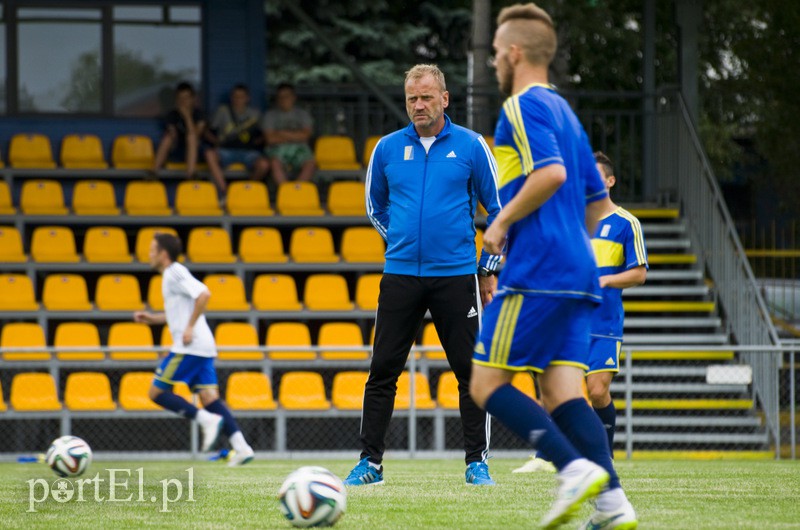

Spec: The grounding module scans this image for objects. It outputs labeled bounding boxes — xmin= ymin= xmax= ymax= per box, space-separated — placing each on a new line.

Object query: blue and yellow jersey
xmin=590 ymin=207 xmax=648 ymax=339
xmin=493 ymin=84 xmax=607 ymax=301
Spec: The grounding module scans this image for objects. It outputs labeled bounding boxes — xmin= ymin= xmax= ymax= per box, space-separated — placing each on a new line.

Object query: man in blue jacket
xmin=344 ymin=64 xmax=502 ymax=487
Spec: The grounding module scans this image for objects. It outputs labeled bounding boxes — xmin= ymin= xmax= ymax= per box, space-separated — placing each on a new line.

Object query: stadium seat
xmin=160 ymin=326 xmax=172 ymax=348
xmin=135 ymin=226 xmax=179 ymax=262
xmin=203 ymin=274 xmax=250 ymax=311
xmin=54 ymin=322 xmax=103 ymax=361
xmin=215 ymin=322 xmax=262 ymax=360
xmin=147 ymin=275 xmax=164 ymax=310
xmin=289 ymin=227 xmax=338 ymax=263
xmin=72 ymin=180 xmax=120 ymax=215
xmin=95 ymin=274 xmax=145 ymax=310
xmin=226 ymin=372 xmax=277 ymax=410
xmin=21 ymin=180 xmax=68 ymax=215
xmin=355 ymin=274 xmax=382 ymax=311
xmin=421 ymin=323 xmax=446 ymax=360
xmin=118 ymin=372 xmax=160 ymax=411
xmin=511 ymin=372 xmax=536 ymax=400
xmin=327 ymin=181 xmax=367 ymax=216
xmin=362 ymin=135 xmax=382 ymax=167
xmin=332 ymin=371 xmax=368 ymax=410
xmin=304 ymin=274 xmax=354 ymax=311
xmin=278 ymin=371 xmax=330 ymax=410
xmin=10 ymin=373 xmax=60 ymax=411
xmin=252 ymin=274 xmax=302 ymax=311
xmin=108 ymin=322 xmax=158 ymax=361
xmin=265 ymin=322 xmax=314 ymax=360
xmin=0 ymin=226 xmax=27 ymax=262
xmin=175 ymin=180 xmax=223 ymax=216
xmin=31 ymin=226 xmax=80 ymax=262
xmin=60 ymin=134 xmax=108 ymax=169
xmin=187 ymin=227 xmax=236 ymax=263
xmin=341 ymin=227 xmax=385 ymax=262
xmin=0 ymin=181 xmax=16 ymax=215
xmin=112 ymin=134 xmax=155 ymax=169
xmin=318 ymin=322 xmax=368 ymax=360
xmin=65 ymin=372 xmax=116 ymax=411
xmin=276 ymin=182 xmax=324 ymax=216
xmin=9 ymin=133 xmax=56 ymax=168
xmin=0 ymin=274 xmax=39 ymax=311
xmin=1 ymin=322 xmax=49 ymax=361
xmin=474 ymin=229 xmax=484 ymax=262
xmin=238 ymin=227 xmax=287 ymax=263
xmin=226 ymin=181 xmax=274 ymax=216
xmin=483 ymin=135 xmax=494 ymax=151
xmin=394 ymin=372 xmax=436 ymax=409
xmin=436 ymin=371 xmax=460 ymax=409
xmin=0 ymin=382 xmax=6 ymax=412
xmin=315 ymin=135 xmax=362 ymax=171
xmin=42 ymin=274 xmax=92 ymax=311
xmin=84 ymin=227 xmax=132 ymax=262
xmin=124 ymin=181 xmax=171 ymax=216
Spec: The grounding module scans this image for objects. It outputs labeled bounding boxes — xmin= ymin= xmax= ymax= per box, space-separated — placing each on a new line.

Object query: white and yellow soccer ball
xmin=45 ymin=435 xmax=92 ymax=477
xmin=278 ymin=466 xmax=346 ymax=527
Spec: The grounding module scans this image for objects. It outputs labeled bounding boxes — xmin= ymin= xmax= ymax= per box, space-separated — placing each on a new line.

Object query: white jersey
xmin=162 ymin=262 xmax=216 ymax=357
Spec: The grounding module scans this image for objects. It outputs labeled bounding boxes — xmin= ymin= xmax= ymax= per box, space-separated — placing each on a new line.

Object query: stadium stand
xmin=327 ymin=181 xmax=367 ymax=216
xmin=175 ymin=180 xmax=223 ymax=216
xmin=394 ymin=372 xmax=436 ymax=410
xmin=215 ymin=322 xmax=262 ymax=361
xmin=252 ymin=274 xmax=302 ymax=311
xmin=124 ymin=181 xmax=172 ymax=216
xmin=107 ymin=322 xmax=158 ymax=361
xmin=31 ymin=226 xmax=80 ymax=262
xmin=187 ymin=227 xmax=236 ymax=263
xmin=238 ymin=227 xmax=287 ymax=263
xmin=9 ymin=133 xmax=56 ymax=168
xmin=278 ymin=372 xmax=330 ymax=410
xmin=276 ymin=181 xmax=324 ymax=216
xmin=42 ymin=274 xmax=92 ymax=311
xmin=112 ymin=135 xmax=154 ymax=169
xmin=64 ymin=372 xmax=116 ymax=411
xmin=226 ymin=372 xmax=277 ymax=410
xmin=227 ymin=181 xmax=274 ymax=216
xmin=304 ymin=274 xmax=354 ymax=311
xmin=21 ymin=180 xmax=68 ymax=215
xmin=54 ymin=322 xmax=103 ymax=361
xmin=95 ymin=274 xmax=145 ymax=310
xmin=1 ymin=322 xmax=48 ymax=361
xmin=341 ymin=227 xmax=384 ymax=262
xmin=60 ymin=134 xmax=109 ymax=169
xmin=10 ymin=373 xmax=61 ymax=411
xmin=331 ymin=371 xmax=368 ymax=410
xmin=362 ymin=135 xmax=381 ymax=167
xmin=266 ymin=322 xmax=314 ymax=361
xmin=203 ymin=274 xmax=250 ymax=311
xmin=0 ymin=226 xmax=26 ymax=262
xmin=289 ymin=227 xmax=338 ymax=263
xmin=0 ymin=181 xmax=15 ymax=215
xmin=84 ymin=227 xmax=133 ymax=262
xmin=73 ymin=180 xmax=121 ymax=215
xmin=317 ymin=322 xmax=368 ymax=360
xmin=0 ymin=274 xmax=38 ymax=311
xmin=314 ymin=135 xmax=362 ymax=171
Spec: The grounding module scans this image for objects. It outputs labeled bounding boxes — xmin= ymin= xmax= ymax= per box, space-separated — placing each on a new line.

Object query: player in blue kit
xmin=468 ymin=4 xmax=637 ymax=528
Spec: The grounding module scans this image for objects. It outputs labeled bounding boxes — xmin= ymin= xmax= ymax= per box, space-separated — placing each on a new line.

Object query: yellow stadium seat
xmin=1 ymin=322 xmax=49 ymax=361
xmin=327 ymin=181 xmax=367 ymax=216
xmin=276 ymin=182 xmax=324 ymax=216
xmin=42 ymin=274 xmax=92 ymax=310
xmin=108 ymin=322 xmax=158 ymax=361
xmin=341 ymin=227 xmax=385 ymax=262
xmin=215 ymin=322 xmax=262 ymax=361
xmin=475 ymin=229 xmax=483 ymax=262
xmin=119 ymin=372 xmax=160 ymax=411
xmin=512 ymin=372 xmax=537 ymax=400
xmin=72 ymin=180 xmax=119 ymax=215
xmin=95 ymin=274 xmax=144 ymax=310
xmin=31 ymin=226 xmax=79 ymax=262
xmin=252 ymin=274 xmax=302 ymax=311
xmin=421 ymin=323 xmax=446 ymax=360
xmin=476 ymin=203 xmax=488 ymax=217
xmin=332 ymin=371 xmax=368 ymax=410
xmin=355 ymin=274 xmax=382 ymax=311
xmin=289 ymin=227 xmax=338 ymax=263
xmin=175 ymin=180 xmax=222 ymax=216
xmin=147 ymin=275 xmax=163 ymax=310
xmin=0 ymin=274 xmax=38 ymax=311
xmin=315 ymin=135 xmax=362 ymax=171
xmin=124 ymin=181 xmax=171 ymax=216
xmin=60 ymin=134 xmax=108 ymax=169
xmin=54 ymin=322 xmax=103 ymax=361
xmin=0 ymin=381 xmax=6 ymax=412
xmin=395 ymin=372 xmax=436 ymax=409
xmin=187 ymin=227 xmax=236 ymax=263
xmin=160 ymin=325 xmax=172 ymax=349
xmin=226 ymin=181 xmax=274 ymax=216
xmin=10 ymin=373 xmax=60 ymax=411
xmin=0 ymin=181 xmax=16 ymax=215
xmin=238 ymin=227 xmax=287 ymax=263
xmin=65 ymin=372 xmax=116 ymax=411
xmin=135 ymin=226 xmax=178 ymax=262
xmin=9 ymin=133 xmax=56 ymax=168
xmin=112 ymin=134 xmax=155 ymax=169
xmin=318 ymin=322 xmax=368 ymax=360
xmin=21 ymin=180 xmax=68 ymax=215
xmin=278 ymin=371 xmax=330 ymax=410
xmin=362 ymin=135 xmax=382 ymax=167
xmin=304 ymin=274 xmax=353 ymax=311
xmin=226 ymin=372 xmax=276 ymax=410
xmin=436 ymin=371 xmax=460 ymax=409
xmin=84 ymin=227 xmax=132 ymax=263
xmin=483 ymin=135 xmax=494 ymax=151
xmin=265 ymin=322 xmax=314 ymax=361
xmin=0 ymin=226 xmax=26 ymax=262
xmin=203 ymin=274 xmax=249 ymax=311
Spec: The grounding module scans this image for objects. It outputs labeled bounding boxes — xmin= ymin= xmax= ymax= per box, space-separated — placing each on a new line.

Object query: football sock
xmin=551 ymin=398 xmax=620 ymax=490
xmin=594 ymin=402 xmax=617 ymax=451
xmin=483 ymin=384 xmax=580 ymax=470
xmin=596 ymin=487 xmax=627 ymax=512
xmin=228 ymin=431 xmax=250 ymax=453
xmin=205 ymin=399 xmax=241 ymax=437
xmin=153 ymin=391 xmax=198 ymax=419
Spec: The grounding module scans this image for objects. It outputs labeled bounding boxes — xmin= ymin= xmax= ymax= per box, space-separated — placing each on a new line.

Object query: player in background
xmin=134 ymin=233 xmax=255 ymax=466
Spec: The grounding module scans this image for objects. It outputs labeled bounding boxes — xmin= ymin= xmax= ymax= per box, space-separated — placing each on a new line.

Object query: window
xmin=0 ymin=5 xmax=5 ymax=114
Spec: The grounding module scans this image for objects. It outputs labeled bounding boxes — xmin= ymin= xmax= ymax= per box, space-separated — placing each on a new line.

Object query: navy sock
xmin=204 ymin=399 xmax=241 ymax=436
xmin=153 ymin=391 xmax=198 ymax=419
xmin=484 ymin=384 xmax=580 ymax=470
xmin=551 ymin=398 xmax=620 ymax=489
xmin=594 ymin=402 xmax=617 ymax=452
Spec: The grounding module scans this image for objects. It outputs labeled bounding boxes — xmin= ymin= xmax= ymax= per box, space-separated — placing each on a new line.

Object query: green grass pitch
xmin=1 ymin=459 xmax=799 ymax=529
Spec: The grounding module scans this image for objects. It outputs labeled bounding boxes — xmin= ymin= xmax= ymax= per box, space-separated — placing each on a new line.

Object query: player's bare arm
xmin=599 ymin=265 xmax=647 ymax=289
xmin=133 ymin=311 xmax=167 ymax=325
xmin=183 ymin=290 xmax=211 ymax=345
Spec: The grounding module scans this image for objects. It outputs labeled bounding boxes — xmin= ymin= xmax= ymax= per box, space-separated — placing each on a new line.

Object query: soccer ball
xmin=278 ymin=466 xmax=346 ymax=527
xmin=45 ymin=435 xmax=92 ymax=477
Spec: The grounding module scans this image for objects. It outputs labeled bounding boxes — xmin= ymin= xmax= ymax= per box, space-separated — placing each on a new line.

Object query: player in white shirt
xmin=134 ymin=233 xmax=254 ymax=466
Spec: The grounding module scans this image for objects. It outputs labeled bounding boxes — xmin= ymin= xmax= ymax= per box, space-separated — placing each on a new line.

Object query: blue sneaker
xmin=343 ymin=457 xmax=384 ymax=486
xmin=465 ymin=461 xmax=495 ymax=485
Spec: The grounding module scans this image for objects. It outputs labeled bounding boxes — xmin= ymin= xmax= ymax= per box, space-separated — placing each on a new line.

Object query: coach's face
xmin=405 ymin=74 xmax=449 ymax=137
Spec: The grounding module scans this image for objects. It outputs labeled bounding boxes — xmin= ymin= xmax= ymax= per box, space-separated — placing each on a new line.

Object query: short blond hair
xmin=496 ymin=3 xmax=557 ymax=67
xmin=405 ymin=64 xmax=447 ymax=92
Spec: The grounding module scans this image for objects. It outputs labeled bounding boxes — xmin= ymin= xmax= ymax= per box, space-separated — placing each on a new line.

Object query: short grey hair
xmin=405 ymin=64 xmax=447 ymax=92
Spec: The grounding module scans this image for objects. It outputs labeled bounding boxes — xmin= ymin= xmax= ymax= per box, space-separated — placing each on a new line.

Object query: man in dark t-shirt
xmin=153 ymin=82 xmax=208 ymax=182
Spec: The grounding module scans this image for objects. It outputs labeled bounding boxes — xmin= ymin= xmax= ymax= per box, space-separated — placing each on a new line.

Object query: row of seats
xmin=0 ymin=273 xmax=380 ymax=312
xmin=0 ymin=179 xmax=366 ymax=217
xmin=0 ymin=320 xmax=446 ymax=362
xmin=0 ymin=369 xmax=531 ymax=412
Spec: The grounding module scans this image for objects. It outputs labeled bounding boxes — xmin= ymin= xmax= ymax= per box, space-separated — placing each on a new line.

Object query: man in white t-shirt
xmin=134 ymin=233 xmax=254 ymax=466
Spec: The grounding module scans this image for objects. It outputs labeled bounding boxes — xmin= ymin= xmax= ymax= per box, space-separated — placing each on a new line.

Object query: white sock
xmin=195 ymin=409 xmax=217 ymax=424
xmin=596 ymin=487 xmax=627 ymax=512
xmin=229 ymin=431 xmax=250 ymax=453
xmin=368 ymin=461 xmax=381 ymax=470
xmin=560 ymin=458 xmax=591 ymax=477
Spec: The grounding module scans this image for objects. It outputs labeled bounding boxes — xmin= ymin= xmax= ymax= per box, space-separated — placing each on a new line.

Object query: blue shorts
xmin=473 ymin=293 xmax=594 ymax=372
xmin=218 ymin=148 xmax=264 ymax=170
xmin=586 ymin=336 xmax=621 ymax=374
xmin=153 ymin=352 xmax=218 ymax=392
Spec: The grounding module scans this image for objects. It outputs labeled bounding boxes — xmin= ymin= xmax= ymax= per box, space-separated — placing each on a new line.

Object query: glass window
xmin=169 ymin=7 xmax=201 ymax=23
xmin=113 ymin=6 xmax=162 ymax=22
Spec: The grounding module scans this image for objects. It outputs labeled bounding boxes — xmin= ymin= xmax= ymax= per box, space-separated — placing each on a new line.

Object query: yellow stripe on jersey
xmin=616 ymin=208 xmax=647 ymax=265
xmin=490 ymin=294 xmax=523 ymax=366
xmin=503 ymin=97 xmax=534 ymax=176
xmin=591 ymin=238 xmax=625 ymax=268
xmin=494 ymin=145 xmax=524 ymax=188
